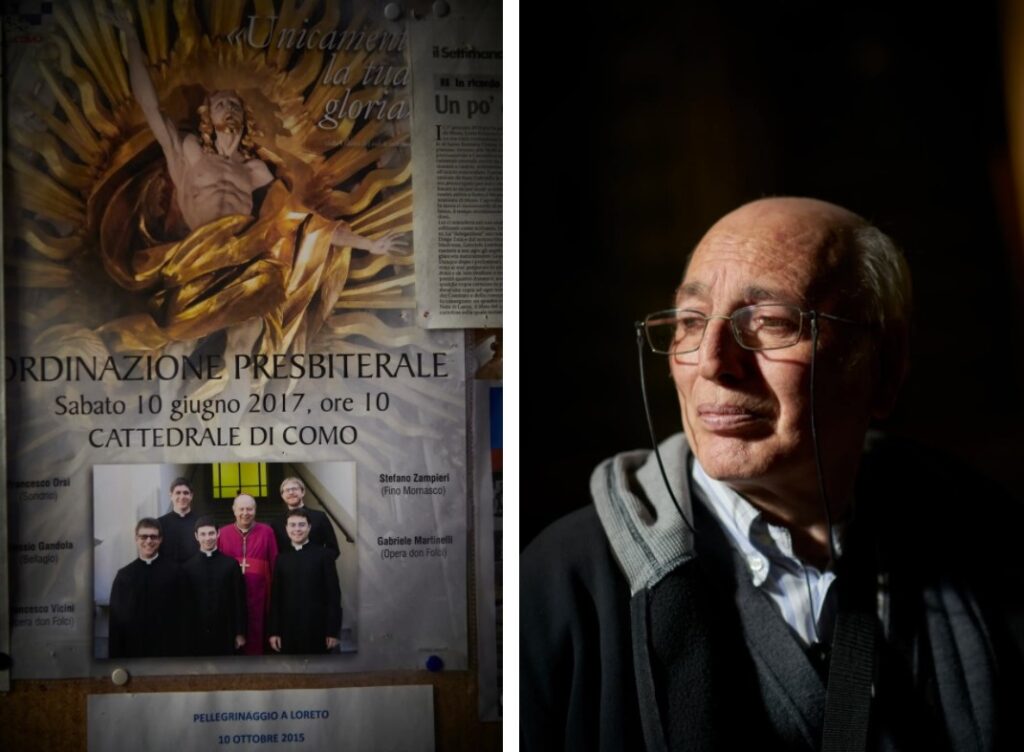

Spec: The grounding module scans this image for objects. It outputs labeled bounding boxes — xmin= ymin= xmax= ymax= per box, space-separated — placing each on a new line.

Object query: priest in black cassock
xmin=182 ymin=517 xmax=248 ymax=656
xmin=157 ymin=477 xmax=200 ymax=563
xmin=108 ymin=518 xmax=185 ymax=658
xmin=271 ymin=477 xmax=340 ymax=559
xmin=268 ymin=508 xmax=343 ymax=654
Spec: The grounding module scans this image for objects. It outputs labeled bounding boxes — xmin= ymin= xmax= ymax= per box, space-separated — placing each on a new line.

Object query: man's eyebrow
xmin=744 ymin=285 xmax=793 ymax=303
xmin=676 ymin=281 xmax=708 ymax=299
xmin=675 ymin=282 xmax=796 ymax=303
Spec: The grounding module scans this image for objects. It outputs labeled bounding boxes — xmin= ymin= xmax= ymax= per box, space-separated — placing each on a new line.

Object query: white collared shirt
xmin=291 ymin=541 xmax=308 ymax=551
xmin=141 ymin=553 xmax=159 ymax=565
xmin=692 ymin=459 xmax=840 ymax=646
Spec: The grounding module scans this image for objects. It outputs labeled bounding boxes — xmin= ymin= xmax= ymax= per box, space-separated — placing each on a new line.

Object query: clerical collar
xmin=203 ymin=548 xmax=218 ymax=557
xmin=174 ymin=509 xmax=192 ymax=518
xmin=141 ymin=554 xmax=159 ymax=565
xmin=292 ymin=541 xmax=308 ymax=551
xmin=235 ymin=524 xmax=253 ymax=535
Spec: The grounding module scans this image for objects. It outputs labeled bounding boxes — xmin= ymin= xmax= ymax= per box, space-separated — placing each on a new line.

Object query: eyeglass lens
xmin=646 ymin=304 xmax=804 ymax=354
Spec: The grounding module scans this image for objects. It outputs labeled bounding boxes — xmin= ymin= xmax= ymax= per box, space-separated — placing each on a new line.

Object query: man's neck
xmin=716 ymin=472 xmax=854 ymax=570
xmin=236 ymin=523 xmax=253 ymax=534
xmin=140 ymin=553 xmax=159 ymax=563
xmin=174 ymin=508 xmax=191 ymax=518
xmin=215 ymin=130 xmax=242 ymax=158
xmin=739 ymin=492 xmax=850 ymax=570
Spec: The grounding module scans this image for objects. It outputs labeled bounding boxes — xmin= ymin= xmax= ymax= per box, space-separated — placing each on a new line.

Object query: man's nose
xmin=697 ymin=316 xmax=748 ymax=381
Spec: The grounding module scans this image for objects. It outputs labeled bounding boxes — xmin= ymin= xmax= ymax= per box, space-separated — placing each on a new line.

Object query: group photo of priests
xmin=92 ymin=461 xmax=358 ymax=660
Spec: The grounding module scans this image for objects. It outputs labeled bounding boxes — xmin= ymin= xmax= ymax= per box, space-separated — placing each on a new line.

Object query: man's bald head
xmin=685 ymin=197 xmax=910 ymax=333
xmin=707 ymin=197 xmax=866 ymax=239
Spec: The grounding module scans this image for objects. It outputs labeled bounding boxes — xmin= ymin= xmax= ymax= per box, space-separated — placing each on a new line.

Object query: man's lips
xmin=696 ymin=403 xmax=770 ymax=431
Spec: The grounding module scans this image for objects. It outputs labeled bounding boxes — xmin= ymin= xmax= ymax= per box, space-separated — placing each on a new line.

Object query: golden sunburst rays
xmin=348 ymin=172 xmax=412 ymax=228
xmin=3 ymin=1 xmax=442 ymax=474
xmin=324 ymin=311 xmax=430 ymax=347
xmin=8 ymin=151 xmax=86 ymax=227
xmin=8 ymin=0 xmax=415 ymax=353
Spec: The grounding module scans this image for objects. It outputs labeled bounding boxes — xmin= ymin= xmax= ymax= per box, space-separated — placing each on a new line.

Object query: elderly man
xmin=521 ymin=198 xmax=1017 ymax=750
xmin=218 ymin=495 xmax=278 ymax=655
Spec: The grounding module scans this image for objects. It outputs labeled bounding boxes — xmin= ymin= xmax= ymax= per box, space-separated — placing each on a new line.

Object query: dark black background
xmin=524 ymin=2 xmax=1024 ymax=548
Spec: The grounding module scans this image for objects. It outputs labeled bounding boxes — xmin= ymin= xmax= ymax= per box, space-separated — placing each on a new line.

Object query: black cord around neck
xmin=635 ymin=324 xmax=696 ymax=536
xmin=809 ymin=313 xmax=839 ymax=567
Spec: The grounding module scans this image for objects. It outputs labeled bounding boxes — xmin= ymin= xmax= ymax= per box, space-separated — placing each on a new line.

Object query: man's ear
xmin=870 ymin=322 xmax=910 ymax=420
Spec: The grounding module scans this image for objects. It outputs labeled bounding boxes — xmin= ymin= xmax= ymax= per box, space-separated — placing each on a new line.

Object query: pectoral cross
xmin=238 ymin=530 xmax=249 ymax=573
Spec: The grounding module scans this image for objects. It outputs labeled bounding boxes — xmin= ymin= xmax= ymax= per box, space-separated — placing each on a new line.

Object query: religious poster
xmin=4 ymin=1 xmax=474 ymax=678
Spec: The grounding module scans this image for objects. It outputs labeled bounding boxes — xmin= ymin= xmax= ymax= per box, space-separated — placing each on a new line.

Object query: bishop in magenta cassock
xmin=218 ymin=494 xmax=278 ymax=655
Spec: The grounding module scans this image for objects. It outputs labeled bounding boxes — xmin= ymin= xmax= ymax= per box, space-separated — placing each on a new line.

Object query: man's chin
xmin=691 ymin=434 xmax=780 ymax=482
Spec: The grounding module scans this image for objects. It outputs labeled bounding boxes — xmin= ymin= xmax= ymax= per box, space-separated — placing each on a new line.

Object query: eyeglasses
xmin=640 ymin=304 xmax=862 ymax=355
xmin=136 ymin=534 xmax=161 ymax=541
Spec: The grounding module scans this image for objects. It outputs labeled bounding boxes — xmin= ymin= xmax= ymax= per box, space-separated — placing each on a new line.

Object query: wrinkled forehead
xmin=681 ymin=201 xmax=861 ymax=305
xmin=233 ymin=497 xmax=255 ymax=510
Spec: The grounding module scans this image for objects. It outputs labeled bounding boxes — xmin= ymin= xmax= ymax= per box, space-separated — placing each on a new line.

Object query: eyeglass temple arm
xmin=815 ymin=311 xmax=863 ymax=325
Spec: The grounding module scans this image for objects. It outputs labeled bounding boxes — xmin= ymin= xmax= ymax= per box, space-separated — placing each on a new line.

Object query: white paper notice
xmin=409 ymin=3 xmax=503 ymax=329
xmin=87 ymin=686 xmax=434 ymax=752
